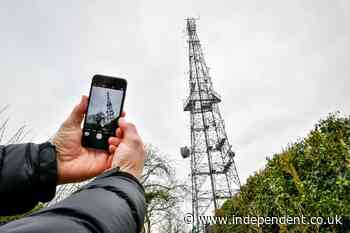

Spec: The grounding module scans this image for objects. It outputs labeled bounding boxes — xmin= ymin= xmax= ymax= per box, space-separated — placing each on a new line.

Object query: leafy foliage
xmin=215 ymin=113 xmax=350 ymax=233
xmin=0 ymin=203 xmax=44 ymax=225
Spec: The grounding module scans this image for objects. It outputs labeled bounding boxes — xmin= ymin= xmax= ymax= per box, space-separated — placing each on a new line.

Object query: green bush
xmin=0 ymin=203 xmax=44 ymax=225
xmin=215 ymin=113 xmax=350 ymax=233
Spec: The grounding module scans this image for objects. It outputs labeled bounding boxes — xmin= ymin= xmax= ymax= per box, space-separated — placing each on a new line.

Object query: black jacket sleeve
xmin=0 ymin=142 xmax=57 ymax=215
xmin=0 ymin=168 xmax=146 ymax=233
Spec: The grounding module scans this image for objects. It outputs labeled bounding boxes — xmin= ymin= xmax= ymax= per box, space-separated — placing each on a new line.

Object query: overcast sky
xmin=1 ymin=0 xmax=350 ymax=201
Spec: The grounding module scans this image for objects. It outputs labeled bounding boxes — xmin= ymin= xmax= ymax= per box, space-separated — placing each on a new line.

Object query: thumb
xmin=118 ymin=118 xmax=141 ymax=141
xmin=66 ymin=96 xmax=88 ymax=126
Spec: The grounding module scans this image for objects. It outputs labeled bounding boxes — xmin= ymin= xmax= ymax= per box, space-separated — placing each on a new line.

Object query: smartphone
xmin=82 ymin=74 xmax=127 ymax=150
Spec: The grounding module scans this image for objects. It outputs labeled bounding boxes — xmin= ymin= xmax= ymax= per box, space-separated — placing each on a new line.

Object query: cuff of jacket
xmin=36 ymin=142 xmax=58 ymax=202
xmin=96 ymin=168 xmax=145 ymax=192
xmin=78 ymin=167 xmax=146 ymax=232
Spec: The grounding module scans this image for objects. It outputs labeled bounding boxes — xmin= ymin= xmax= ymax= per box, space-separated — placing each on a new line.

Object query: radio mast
xmin=106 ymin=91 xmax=115 ymax=122
xmin=181 ymin=18 xmax=241 ymax=232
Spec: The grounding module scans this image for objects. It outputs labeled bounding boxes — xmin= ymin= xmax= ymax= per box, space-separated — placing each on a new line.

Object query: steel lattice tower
xmin=106 ymin=91 xmax=115 ymax=122
xmin=181 ymin=18 xmax=241 ymax=232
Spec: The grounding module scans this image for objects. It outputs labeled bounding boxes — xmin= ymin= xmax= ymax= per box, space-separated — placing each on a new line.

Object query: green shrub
xmin=215 ymin=113 xmax=350 ymax=233
xmin=0 ymin=203 xmax=44 ymax=225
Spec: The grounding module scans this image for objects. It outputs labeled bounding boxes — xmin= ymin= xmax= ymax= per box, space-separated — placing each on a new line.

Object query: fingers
xmin=108 ymin=116 xmax=142 ymax=154
xmin=121 ymin=111 xmax=126 ymax=117
xmin=116 ymin=128 xmax=123 ymax=138
xmin=110 ymin=118 xmax=145 ymax=178
xmin=108 ymin=137 xmax=122 ymax=146
xmin=108 ymin=134 xmax=123 ymax=154
xmin=66 ymin=96 xmax=89 ymax=126
xmin=107 ymin=117 xmax=125 ymax=154
xmin=109 ymin=144 xmax=117 ymax=154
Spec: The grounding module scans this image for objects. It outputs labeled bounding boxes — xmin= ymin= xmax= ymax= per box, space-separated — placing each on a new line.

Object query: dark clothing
xmin=0 ymin=142 xmax=145 ymax=233
xmin=0 ymin=142 xmax=57 ymax=215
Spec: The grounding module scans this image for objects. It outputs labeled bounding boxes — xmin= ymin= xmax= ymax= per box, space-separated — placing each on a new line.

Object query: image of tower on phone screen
xmin=85 ymin=86 xmax=123 ymax=136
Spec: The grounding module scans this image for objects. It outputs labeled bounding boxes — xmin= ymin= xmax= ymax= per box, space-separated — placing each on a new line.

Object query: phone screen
xmin=83 ymin=77 xmax=126 ymax=150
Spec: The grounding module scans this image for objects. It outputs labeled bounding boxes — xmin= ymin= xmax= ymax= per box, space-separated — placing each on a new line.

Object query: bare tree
xmin=141 ymin=145 xmax=188 ymax=233
xmin=0 ymin=105 xmax=31 ymax=145
xmin=158 ymin=206 xmax=189 ymax=233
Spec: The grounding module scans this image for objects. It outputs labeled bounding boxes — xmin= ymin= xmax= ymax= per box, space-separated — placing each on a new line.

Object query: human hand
xmin=52 ymin=96 xmax=125 ymax=184
xmin=107 ymin=118 xmax=146 ymax=178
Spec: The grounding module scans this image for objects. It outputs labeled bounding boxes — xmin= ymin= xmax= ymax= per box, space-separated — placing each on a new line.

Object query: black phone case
xmin=81 ymin=74 xmax=127 ymax=151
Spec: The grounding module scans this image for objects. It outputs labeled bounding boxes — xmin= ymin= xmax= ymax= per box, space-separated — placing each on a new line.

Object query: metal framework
xmin=106 ymin=91 xmax=115 ymax=122
xmin=181 ymin=18 xmax=241 ymax=232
